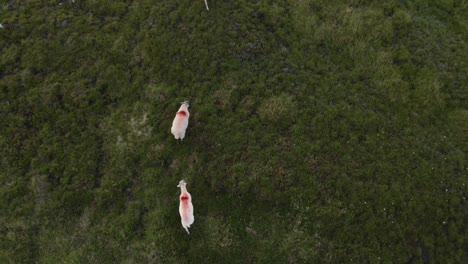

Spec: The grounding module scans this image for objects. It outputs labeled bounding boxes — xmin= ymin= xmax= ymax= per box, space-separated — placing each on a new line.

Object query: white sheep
xmin=177 ymin=180 xmax=194 ymax=234
xmin=171 ymin=101 xmax=190 ymax=141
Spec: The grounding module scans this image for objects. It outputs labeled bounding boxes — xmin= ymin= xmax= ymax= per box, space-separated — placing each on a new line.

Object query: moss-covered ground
xmin=1 ymin=0 xmax=467 ymax=262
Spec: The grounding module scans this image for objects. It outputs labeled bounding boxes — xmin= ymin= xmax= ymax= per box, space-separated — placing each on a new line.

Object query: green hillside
xmin=1 ymin=0 xmax=466 ymax=262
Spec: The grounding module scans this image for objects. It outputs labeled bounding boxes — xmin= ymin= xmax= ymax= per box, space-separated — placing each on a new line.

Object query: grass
xmin=1 ymin=0 xmax=467 ymax=263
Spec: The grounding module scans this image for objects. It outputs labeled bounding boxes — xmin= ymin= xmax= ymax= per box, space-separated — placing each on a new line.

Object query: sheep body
xmin=177 ymin=180 xmax=194 ymax=234
xmin=171 ymin=101 xmax=190 ymax=140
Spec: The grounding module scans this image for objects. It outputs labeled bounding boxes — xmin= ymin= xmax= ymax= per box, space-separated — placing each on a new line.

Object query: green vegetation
xmin=1 ymin=0 xmax=466 ymax=262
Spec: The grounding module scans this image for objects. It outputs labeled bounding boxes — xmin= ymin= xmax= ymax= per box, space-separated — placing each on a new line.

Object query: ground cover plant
xmin=1 ymin=0 xmax=466 ymax=262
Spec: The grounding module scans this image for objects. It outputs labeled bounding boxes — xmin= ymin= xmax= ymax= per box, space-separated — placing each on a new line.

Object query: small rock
xmin=61 ymin=20 xmax=70 ymax=28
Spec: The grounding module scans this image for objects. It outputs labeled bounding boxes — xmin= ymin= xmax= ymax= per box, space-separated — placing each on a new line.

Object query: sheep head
xmin=177 ymin=180 xmax=187 ymax=188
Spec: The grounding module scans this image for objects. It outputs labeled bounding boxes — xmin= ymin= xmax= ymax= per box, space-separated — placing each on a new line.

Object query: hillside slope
xmin=1 ymin=0 xmax=466 ymax=262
